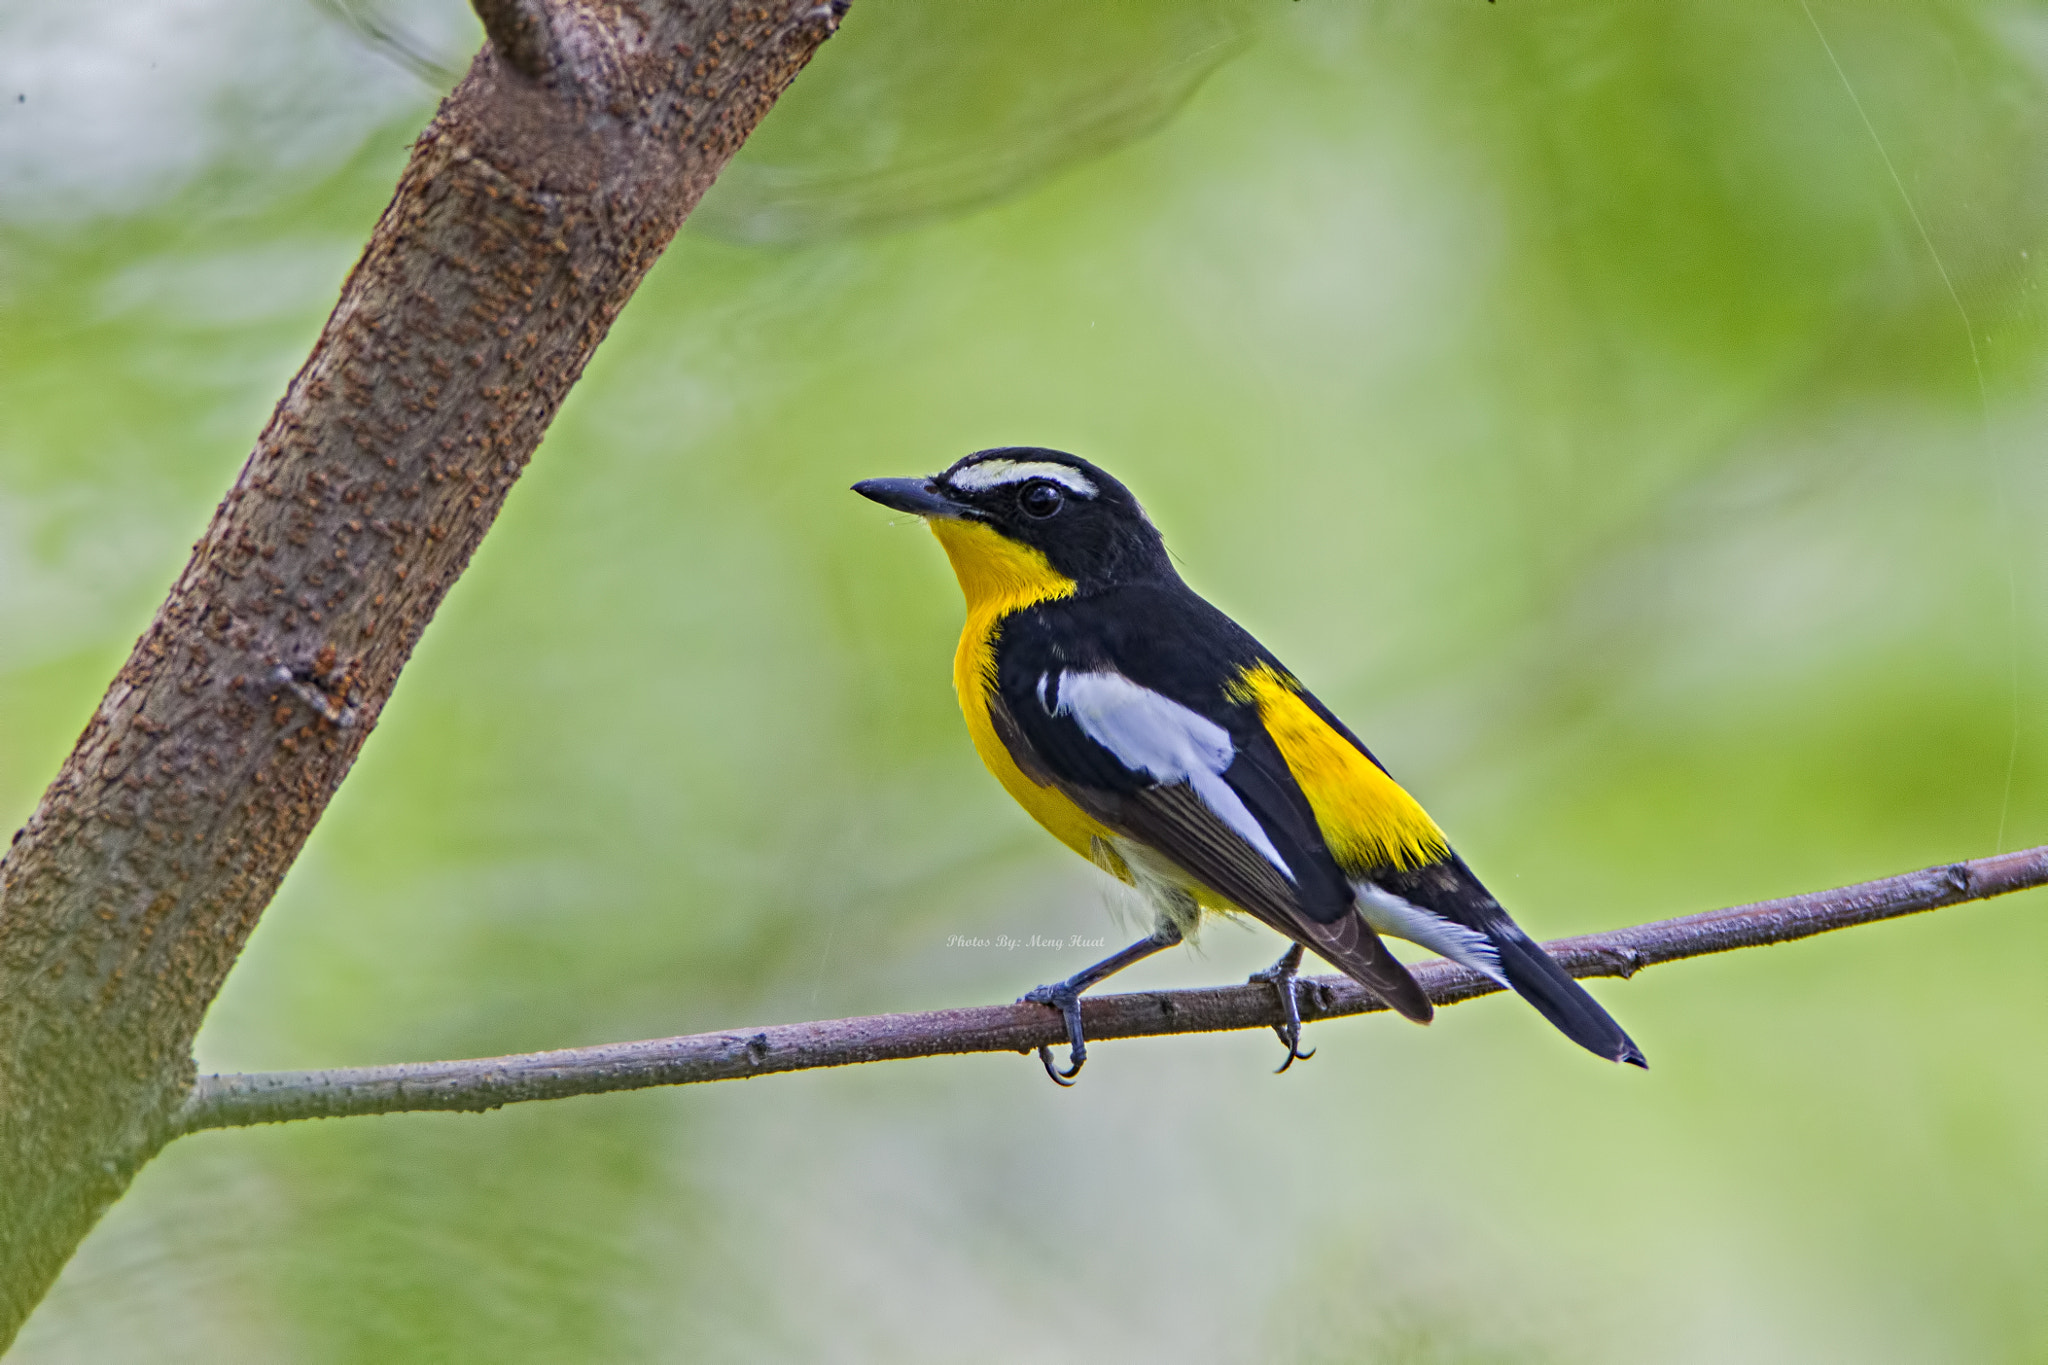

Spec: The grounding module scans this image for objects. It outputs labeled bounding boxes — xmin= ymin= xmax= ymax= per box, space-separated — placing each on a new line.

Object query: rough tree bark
xmin=0 ymin=0 xmax=846 ymax=1344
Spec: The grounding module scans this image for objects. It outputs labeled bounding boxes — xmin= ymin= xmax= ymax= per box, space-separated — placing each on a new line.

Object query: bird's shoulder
xmin=992 ymin=580 xmax=1275 ymax=724
xmin=992 ymin=582 xmax=1389 ymax=771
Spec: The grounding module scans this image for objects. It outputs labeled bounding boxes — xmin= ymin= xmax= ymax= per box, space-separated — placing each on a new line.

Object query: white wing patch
xmin=1354 ymin=884 xmax=1507 ymax=984
xmin=945 ymin=460 xmax=1099 ymax=496
xmin=1048 ymin=669 xmax=1295 ymax=883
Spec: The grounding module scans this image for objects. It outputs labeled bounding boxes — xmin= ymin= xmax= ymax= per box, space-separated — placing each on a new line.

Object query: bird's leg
xmin=1021 ymin=926 xmax=1184 ymax=1086
xmin=1249 ymin=943 xmax=1317 ymax=1073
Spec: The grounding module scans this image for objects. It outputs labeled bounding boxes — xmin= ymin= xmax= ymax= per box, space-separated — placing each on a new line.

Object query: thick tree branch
xmin=170 ymin=844 xmax=2048 ymax=1134
xmin=471 ymin=0 xmax=555 ymax=82
xmin=0 ymin=0 xmax=844 ymax=1343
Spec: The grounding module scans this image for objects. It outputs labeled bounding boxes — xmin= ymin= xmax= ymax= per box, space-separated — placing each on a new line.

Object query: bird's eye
xmin=1018 ymin=480 xmax=1064 ymax=518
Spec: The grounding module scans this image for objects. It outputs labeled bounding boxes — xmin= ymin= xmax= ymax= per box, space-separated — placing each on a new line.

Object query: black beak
xmin=851 ymin=476 xmax=969 ymax=519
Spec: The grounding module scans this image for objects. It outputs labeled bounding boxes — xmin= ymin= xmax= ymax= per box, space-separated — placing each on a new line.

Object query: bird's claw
xmin=1250 ymin=945 xmax=1316 ymax=1074
xmin=1022 ymin=982 xmax=1088 ymax=1085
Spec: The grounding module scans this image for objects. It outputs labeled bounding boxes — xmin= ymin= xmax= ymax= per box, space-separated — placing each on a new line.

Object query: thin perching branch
xmin=170 ymin=843 xmax=2048 ymax=1136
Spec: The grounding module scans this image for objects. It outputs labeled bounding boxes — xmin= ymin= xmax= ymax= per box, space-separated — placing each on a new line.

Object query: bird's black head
xmin=853 ymin=447 xmax=1173 ymax=593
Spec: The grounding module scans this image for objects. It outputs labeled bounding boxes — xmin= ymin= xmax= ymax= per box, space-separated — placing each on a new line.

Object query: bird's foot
xmin=1016 ymin=928 xmax=1185 ymax=1085
xmin=1020 ymin=981 xmax=1088 ymax=1085
xmin=1249 ymin=944 xmax=1316 ymax=1073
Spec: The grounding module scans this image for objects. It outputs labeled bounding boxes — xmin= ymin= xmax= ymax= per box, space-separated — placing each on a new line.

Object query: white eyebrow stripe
xmin=944 ymin=460 xmax=1099 ymax=496
xmin=1051 ymin=669 xmax=1295 ymax=883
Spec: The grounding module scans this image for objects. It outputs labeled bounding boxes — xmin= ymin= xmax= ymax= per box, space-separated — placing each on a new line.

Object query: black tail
xmin=1367 ymin=855 xmax=1646 ymax=1067
xmin=1490 ymin=923 xmax=1647 ymax=1068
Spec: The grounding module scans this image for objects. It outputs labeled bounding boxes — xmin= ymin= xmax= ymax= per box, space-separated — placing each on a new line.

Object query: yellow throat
xmin=926 ymin=518 xmax=1111 ymax=860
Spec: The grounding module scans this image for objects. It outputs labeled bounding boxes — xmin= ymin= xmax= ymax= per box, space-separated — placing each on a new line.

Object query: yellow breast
xmin=929 ymin=519 xmax=1117 ymax=862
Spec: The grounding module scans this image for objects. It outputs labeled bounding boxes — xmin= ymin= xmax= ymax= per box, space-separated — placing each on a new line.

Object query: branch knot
xmin=472 ymin=0 xmax=555 ymax=82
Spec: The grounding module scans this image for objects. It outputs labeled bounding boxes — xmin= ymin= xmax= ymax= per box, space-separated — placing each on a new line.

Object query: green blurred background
xmin=5 ymin=0 xmax=2048 ymax=1359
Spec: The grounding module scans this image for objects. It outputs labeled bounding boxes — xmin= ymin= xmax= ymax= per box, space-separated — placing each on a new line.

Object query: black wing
xmin=991 ymin=590 xmax=1432 ymax=1023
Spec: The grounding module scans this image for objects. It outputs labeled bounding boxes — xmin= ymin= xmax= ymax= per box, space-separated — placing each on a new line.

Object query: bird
xmin=853 ymin=447 xmax=1645 ymax=1084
